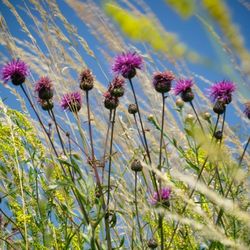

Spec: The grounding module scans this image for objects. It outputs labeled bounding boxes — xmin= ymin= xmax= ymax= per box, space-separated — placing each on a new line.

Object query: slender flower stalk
xmin=133 ymin=114 xmax=146 ymax=152
xmin=105 ymin=108 xmax=116 ymax=250
xmin=190 ymin=101 xmax=204 ymax=133
xmin=20 ymin=84 xmax=59 ymax=158
xmin=158 ymin=93 xmax=166 ymax=250
xmin=107 ymin=108 xmax=116 ymax=208
xmin=49 ymin=109 xmax=66 ymax=155
xmin=102 ymin=110 xmax=112 ymax=183
xmin=134 ymin=171 xmax=144 ymax=248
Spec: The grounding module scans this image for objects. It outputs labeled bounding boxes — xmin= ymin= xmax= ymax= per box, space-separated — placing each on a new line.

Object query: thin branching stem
xmin=49 ymin=108 xmax=66 ymax=155
xmin=102 ymin=110 xmax=112 ymax=183
xmin=107 ymin=108 xmax=116 ymax=208
xmin=135 ymin=172 xmax=144 ymax=248
xmin=190 ymin=101 xmax=204 ymax=133
xmin=128 ymin=78 xmax=159 ymax=196
xmin=20 ymin=84 xmax=59 ymax=157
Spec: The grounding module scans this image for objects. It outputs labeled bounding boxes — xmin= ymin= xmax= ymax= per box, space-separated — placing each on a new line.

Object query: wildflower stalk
xmin=133 ymin=114 xmax=146 ymax=151
xmin=0 ymin=208 xmax=25 ymax=241
xmin=128 ymin=78 xmax=151 ymax=163
xmin=134 ymin=171 xmax=144 ymax=248
xmin=86 ymin=90 xmax=95 ymax=169
xmin=159 ymin=93 xmax=166 ymax=250
xmin=159 ymin=215 xmax=164 ymax=250
xmin=102 ymin=111 xmax=112 ymax=183
xmin=128 ymin=78 xmax=159 ymax=195
xmin=167 ymin=115 xmax=220 ymax=249
xmin=105 ymin=108 xmax=116 ymax=250
xmin=190 ymin=101 xmax=204 ymax=133
xmin=21 ymin=86 xmax=90 ymax=226
xmin=20 ymin=84 xmax=59 ymax=157
xmin=49 ymin=109 xmax=66 ymax=155
xmin=107 ymin=108 xmax=116 ymax=207
xmin=133 ymin=114 xmax=150 ymax=192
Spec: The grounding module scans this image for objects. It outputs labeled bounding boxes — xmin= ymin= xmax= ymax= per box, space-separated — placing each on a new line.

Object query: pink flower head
xmin=149 ymin=187 xmax=171 ymax=206
xmin=243 ymin=101 xmax=250 ymax=119
xmin=112 ymin=52 xmax=143 ymax=78
xmin=110 ymin=76 xmax=125 ymax=88
xmin=153 ymin=71 xmax=175 ymax=87
xmin=108 ymin=76 xmax=125 ymax=97
xmin=174 ymin=79 xmax=193 ymax=96
xmin=35 ymin=76 xmax=53 ymax=92
xmin=61 ymin=91 xmax=82 ymax=112
xmin=1 ymin=59 xmax=29 ymax=85
xmin=153 ymin=71 xmax=175 ymax=93
xmin=209 ymin=80 xmax=236 ymax=104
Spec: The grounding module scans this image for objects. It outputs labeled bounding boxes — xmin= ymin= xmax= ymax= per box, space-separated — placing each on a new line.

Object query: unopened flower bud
xmin=213 ymin=100 xmax=225 ymax=115
xmin=202 ymin=112 xmax=211 ymax=121
xmin=147 ymin=238 xmax=158 ymax=249
xmin=181 ymin=88 xmax=194 ymax=102
xmin=128 ymin=104 xmax=138 ymax=114
xmin=214 ymin=130 xmax=223 ymax=140
xmin=131 ymin=159 xmax=143 ymax=172
xmin=79 ymin=69 xmax=94 ymax=91
xmin=176 ymin=98 xmax=184 ymax=108
xmin=185 ymin=113 xmax=195 ymax=123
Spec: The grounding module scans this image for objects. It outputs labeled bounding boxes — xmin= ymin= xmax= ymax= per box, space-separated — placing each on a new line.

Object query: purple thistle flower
xmin=243 ymin=101 xmax=250 ymax=119
xmin=112 ymin=52 xmax=143 ymax=79
xmin=61 ymin=91 xmax=82 ymax=112
xmin=35 ymin=76 xmax=53 ymax=100
xmin=1 ymin=59 xmax=29 ymax=85
xmin=149 ymin=187 xmax=171 ymax=207
xmin=153 ymin=71 xmax=175 ymax=93
xmin=209 ymin=80 xmax=236 ymax=104
xmin=35 ymin=76 xmax=53 ymax=92
xmin=174 ymin=79 xmax=193 ymax=96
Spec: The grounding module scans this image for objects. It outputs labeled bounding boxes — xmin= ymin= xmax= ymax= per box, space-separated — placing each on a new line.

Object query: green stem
xmin=190 ymin=101 xmax=204 ymax=133
xmin=135 ymin=172 xmax=144 ymax=248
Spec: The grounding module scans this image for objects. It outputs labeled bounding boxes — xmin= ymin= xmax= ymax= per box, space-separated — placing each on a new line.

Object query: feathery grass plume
xmin=166 ymin=0 xmax=196 ymax=18
xmin=1 ymin=59 xmax=28 ymax=85
xmin=105 ymin=2 xmax=199 ymax=61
